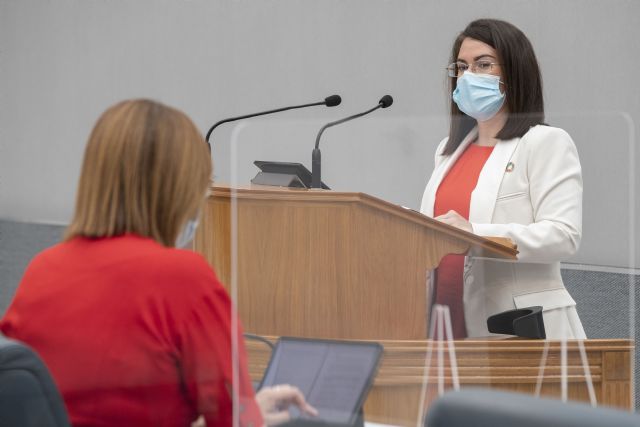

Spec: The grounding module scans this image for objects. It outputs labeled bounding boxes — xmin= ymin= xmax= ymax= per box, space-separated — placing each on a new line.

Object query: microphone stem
xmin=312 ymin=148 xmax=322 ymax=189
xmin=311 ymin=102 xmax=383 ymax=188
xmin=314 ymin=104 xmax=382 ymax=149
xmin=205 ymin=100 xmax=326 ymax=143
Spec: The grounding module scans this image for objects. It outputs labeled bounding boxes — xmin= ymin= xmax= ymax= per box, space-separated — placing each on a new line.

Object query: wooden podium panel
xmin=195 ymin=185 xmax=517 ymax=340
xmin=245 ymin=338 xmax=634 ymax=425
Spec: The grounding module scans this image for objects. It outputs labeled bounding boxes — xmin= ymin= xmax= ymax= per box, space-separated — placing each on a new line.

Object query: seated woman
xmin=0 ymin=99 xmax=316 ymax=426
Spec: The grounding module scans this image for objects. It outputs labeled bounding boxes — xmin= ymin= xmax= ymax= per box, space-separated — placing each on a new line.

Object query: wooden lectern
xmin=195 ymin=184 xmax=517 ymax=340
xmin=195 ymin=185 xmax=633 ymax=424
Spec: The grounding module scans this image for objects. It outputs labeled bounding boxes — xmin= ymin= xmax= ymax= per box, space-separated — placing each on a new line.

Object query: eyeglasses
xmin=446 ymin=61 xmax=502 ymax=78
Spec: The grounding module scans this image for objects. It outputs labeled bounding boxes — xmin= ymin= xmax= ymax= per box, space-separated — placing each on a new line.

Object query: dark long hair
xmin=443 ymin=19 xmax=545 ymax=155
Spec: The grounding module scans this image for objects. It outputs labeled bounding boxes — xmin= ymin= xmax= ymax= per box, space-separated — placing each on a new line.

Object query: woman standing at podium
xmin=421 ymin=19 xmax=586 ymax=339
xmin=1 ymin=99 xmax=315 ymax=426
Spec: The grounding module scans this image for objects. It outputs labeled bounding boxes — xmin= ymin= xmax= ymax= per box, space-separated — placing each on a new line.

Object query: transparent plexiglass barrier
xmin=204 ymin=111 xmax=637 ymax=427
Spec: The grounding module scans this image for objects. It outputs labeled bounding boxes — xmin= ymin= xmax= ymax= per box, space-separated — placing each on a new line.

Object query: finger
xmin=435 ymin=211 xmax=457 ymax=220
xmin=435 ymin=211 xmax=450 ymax=218
xmin=267 ymin=384 xmax=299 ymax=400
xmin=302 ymin=402 xmax=319 ymax=417
xmin=436 ymin=216 xmax=455 ymax=224
xmin=279 ymin=386 xmax=306 ymax=406
xmin=270 ymin=385 xmax=316 ymax=414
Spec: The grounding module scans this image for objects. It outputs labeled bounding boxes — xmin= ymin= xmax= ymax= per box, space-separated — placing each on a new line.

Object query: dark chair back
xmin=426 ymin=389 xmax=640 ymax=427
xmin=0 ymin=335 xmax=70 ymax=427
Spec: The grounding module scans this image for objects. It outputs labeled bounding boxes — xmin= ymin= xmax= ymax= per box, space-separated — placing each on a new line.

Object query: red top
xmin=0 ymin=234 xmax=262 ymax=427
xmin=433 ymin=143 xmax=494 ymax=338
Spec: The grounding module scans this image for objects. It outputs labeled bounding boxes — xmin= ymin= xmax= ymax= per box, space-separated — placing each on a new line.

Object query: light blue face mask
xmin=452 ymin=72 xmax=505 ymax=122
xmin=175 ymin=219 xmax=199 ymax=248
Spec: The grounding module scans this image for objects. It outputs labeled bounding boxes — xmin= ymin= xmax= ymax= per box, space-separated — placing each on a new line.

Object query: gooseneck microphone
xmin=311 ymin=95 xmax=393 ymax=189
xmin=204 ymin=95 xmax=342 ymax=149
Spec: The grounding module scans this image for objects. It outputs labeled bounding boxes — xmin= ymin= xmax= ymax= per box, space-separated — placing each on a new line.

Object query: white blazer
xmin=420 ymin=125 xmax=586 ymax=339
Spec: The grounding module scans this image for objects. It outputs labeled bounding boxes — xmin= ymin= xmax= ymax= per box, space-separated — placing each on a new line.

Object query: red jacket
xmin=0 ymin=234 xmax=262 ymax=427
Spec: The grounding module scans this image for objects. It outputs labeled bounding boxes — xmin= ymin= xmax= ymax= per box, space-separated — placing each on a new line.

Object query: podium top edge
xmin=245 ymin=335 xmax=634 ymax=350
xmin=209 ymin=184 xmax=518 ymax=260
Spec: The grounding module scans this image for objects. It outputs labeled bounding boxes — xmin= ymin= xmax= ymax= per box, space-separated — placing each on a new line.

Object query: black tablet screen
xmin=259 ymin=338 xmax=382 ymax=425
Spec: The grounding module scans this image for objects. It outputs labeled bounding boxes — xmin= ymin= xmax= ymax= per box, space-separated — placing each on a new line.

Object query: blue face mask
xmin=452 ymin=72 xmax=505 ymax=122
xmin=175 ymin=219 xmax=199 ymax=248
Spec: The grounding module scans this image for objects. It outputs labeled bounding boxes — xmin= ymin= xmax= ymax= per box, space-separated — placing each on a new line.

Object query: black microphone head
xmin=324 ymin=94 xmax=342 ymax=107
xmin=379 ymin=95 xmax=393 ymax=108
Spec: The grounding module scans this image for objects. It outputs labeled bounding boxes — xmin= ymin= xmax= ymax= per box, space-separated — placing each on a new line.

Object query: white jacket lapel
xmin=422 ymin=129 xmax=478 ymax=217
xmin=469 ymin=137 xmax=520 ymax=224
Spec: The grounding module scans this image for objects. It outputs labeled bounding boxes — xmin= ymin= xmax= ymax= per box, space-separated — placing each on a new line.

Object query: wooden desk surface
xmin=245 ymin=337 xmax=634 ymax=426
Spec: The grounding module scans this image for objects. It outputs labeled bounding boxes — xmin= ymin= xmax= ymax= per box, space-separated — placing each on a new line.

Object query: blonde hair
xmin=65 ymin=99 xmax=212 ymax=246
